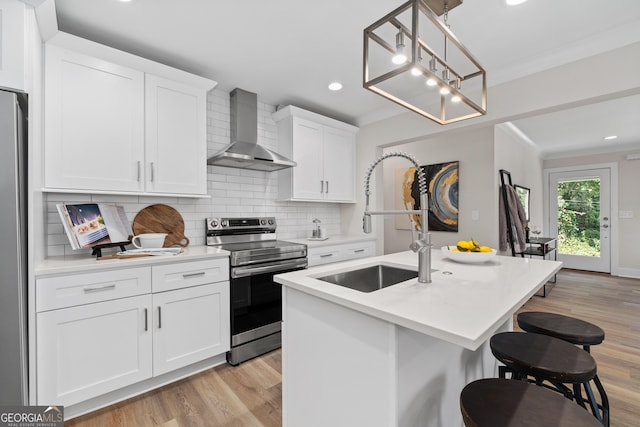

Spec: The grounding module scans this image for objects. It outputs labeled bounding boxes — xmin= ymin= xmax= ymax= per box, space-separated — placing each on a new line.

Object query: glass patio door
xmin=549 ymin=168 xmax=611 ymax=272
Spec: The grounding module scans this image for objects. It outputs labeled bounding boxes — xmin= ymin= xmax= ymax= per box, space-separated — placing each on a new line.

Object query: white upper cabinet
xmin=0 ymin=0 xmax=26 ymax=91
xmin=145 ymin=74 xmax=207 ymax=195
xmin=44 ymin=45 xmax=146 ymax=193
xmin=273 ymin=106 xmax=358 ymax=203
xmin=43 ymin=34 xmax=216 ymax=197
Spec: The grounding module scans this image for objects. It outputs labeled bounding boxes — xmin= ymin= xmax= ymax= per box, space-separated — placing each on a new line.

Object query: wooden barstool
xmin=490 ymin=332 xmax=607 ymax=425
xmin=517 ymin=311 xmax=609 ymax=426
xmin=460 ymin=378 xmax=604 ymax=427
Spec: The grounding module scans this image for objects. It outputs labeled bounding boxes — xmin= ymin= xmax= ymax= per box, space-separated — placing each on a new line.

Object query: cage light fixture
xmin=363 ymin=0 xmax=487 ymax=125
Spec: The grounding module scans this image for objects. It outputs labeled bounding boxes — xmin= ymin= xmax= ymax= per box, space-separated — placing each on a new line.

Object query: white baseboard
xmin=613 ymin=266 xmax=640 ymax=279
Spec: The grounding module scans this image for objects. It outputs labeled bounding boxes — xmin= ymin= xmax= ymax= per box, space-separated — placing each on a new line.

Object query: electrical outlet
xmin=619 ymin=210 xmax=634 ymax=219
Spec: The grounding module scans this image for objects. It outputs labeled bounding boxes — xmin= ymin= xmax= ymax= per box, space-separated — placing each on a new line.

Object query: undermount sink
xmin=317 ymin=264 xmax=418 ymax=293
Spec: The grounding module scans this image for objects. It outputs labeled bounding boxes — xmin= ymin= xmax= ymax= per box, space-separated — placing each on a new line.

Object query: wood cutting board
xmin=132 ymin=204 xmax=190 ymax=247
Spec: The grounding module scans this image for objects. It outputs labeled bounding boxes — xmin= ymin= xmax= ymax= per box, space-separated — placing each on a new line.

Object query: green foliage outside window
xmin=557 ymin=179 xmax=601 ymax=257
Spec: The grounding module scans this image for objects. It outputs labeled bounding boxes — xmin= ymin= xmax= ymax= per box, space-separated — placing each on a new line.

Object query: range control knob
xmin=221 ymin=220 xmax=228 ymax=227
xmin=208 ymin=219 xmax=218 ymax=229
xmin=261 ymin=219 xmax=267 ymax=225
xmin=268 ymin=219 xmax=275 ymax=225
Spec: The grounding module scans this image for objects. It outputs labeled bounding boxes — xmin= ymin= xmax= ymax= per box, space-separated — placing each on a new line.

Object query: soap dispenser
xmin=312 ymin=218 xmax=321 ymax=238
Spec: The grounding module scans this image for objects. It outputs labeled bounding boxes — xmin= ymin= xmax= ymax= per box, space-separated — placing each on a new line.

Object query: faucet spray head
xmin=363 ymin=214 xmax=372 ymax=233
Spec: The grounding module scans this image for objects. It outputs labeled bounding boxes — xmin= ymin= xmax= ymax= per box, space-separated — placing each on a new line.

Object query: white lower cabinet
xmin=35 ymin=258 xmax=230 ymax=408
xmin=36 ymin=294 xmax=153 ymax=406
xmin=152 ymin=282 xmax=229 ymax=376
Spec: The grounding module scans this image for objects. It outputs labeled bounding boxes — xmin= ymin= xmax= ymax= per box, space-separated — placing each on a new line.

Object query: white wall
xmin=45 ymin=89 xmax=344 ymax=256
xmin=381 ymin=127 xmax=496 ymax=254
xmin=494 ymin=124 xmax=544 ymax=231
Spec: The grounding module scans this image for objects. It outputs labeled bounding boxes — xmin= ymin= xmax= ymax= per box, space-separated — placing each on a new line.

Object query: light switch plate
xmin=471 ymin=210 xmax=480 ymax=221
xmin=619 ymin=210 xmax=634 ymax=219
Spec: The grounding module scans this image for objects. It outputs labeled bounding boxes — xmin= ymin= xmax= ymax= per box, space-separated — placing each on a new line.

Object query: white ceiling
xmin=53 ymin=0 xmax=640 ymax=156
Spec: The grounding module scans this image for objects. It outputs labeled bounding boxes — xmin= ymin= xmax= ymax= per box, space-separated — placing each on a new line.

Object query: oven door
xmin=229 ymin=258 xmax=307 ymax=346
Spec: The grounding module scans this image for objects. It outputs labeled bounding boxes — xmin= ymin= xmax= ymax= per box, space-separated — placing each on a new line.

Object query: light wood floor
xmin=66 ymin=270 xmax=640 ymax=427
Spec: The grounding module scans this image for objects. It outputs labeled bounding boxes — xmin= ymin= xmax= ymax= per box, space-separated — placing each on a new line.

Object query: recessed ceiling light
xmin=505 ymin=0 xmax=528 ymax=5
xmin=328 ymin=82 xmax=343 ymax=91
xmin=604 ymin=135 xmax=618 ymax=140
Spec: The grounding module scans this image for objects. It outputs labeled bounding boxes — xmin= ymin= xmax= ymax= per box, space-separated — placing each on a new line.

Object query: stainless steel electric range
xmin=206 ymin=217 xmax=307 ymax=365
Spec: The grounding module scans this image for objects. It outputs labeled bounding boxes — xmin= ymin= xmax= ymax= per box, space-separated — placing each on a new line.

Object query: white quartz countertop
xmin=285 ymin=235 xmax=377 ymax=248
xmin=275 ymin=250 xmax=562 ymax=351
xmin=36 ymin=245 xmax=229 ymax=276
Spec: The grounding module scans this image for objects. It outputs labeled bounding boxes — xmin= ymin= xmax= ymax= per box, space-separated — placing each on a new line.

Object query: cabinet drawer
xmin=36 ymin=267 xmax=151 ymax=312
xmin=152 ymin=258 xmax=229 ymax=292
xmin=307 ymin=247 xmax=342 ymax=267
xmin=341 ymin=241 xmax=376 ymax=261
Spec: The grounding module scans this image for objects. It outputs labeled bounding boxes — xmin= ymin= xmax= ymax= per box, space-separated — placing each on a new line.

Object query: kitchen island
xmin=274 ymin=250 xmax=562 ymax=427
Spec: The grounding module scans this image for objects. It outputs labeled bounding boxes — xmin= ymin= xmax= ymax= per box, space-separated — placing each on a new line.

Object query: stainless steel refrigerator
xmin=0 ymin=88 xmax=29 ymax=405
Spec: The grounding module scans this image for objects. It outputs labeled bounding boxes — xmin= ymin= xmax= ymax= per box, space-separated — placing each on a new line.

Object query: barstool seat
xmin=491 ymin=332 xmax=597 ymax=384
xmin=517 ymin=311 xmax=605 ymax=348
xmin=460 ymin=378 xmax=603 ymax=427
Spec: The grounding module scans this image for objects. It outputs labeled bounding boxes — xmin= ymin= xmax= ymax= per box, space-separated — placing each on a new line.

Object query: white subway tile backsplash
xmin=44 ymin=88 xmax=344 ymax=256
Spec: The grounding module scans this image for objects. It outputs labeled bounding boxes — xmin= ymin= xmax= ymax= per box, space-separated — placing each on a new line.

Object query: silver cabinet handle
xmin=83 ymin=283 xmax=116 ymax=293
xmin=137 ymin=161 xmax=141 ymax=182
xmin=320 ymin=253 xmax=334 ymax=258
xmin=144 ymin=308 xmax=148 ymax=331
xmin=354 ymin=249 xmax=365 ymax=253
xmin=320 ymin=180 xmax=324 ymax=193
xmin=150 ymin=162 xmax=155 ymax=182
xmin=183 ymin=271 xmax=206 ymax=278
xmin=325 ymin=180 xmax=329 ymax=194
xmin=158 ymin=306 xmax=162 ymax=329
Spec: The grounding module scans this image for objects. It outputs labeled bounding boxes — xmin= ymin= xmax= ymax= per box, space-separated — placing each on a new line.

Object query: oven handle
xmin=231 ymin=258 xmax=307 ymax=278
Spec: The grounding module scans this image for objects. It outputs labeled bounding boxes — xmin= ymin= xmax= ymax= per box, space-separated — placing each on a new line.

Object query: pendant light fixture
xmin=363 ymin=0 xmax=487 ymax=125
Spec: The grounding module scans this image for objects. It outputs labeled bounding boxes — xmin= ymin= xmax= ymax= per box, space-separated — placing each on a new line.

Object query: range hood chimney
xmin=207 ymin=88 xmax=295 ymax=172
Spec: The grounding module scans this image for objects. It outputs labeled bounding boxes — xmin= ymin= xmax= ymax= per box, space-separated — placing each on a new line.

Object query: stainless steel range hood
xmin=207 ymin=88 xmax=295 ymax=172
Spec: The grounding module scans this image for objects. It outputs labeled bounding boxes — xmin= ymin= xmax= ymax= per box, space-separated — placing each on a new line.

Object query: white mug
xmin=131 ymin=233 xmax=168 ymax=249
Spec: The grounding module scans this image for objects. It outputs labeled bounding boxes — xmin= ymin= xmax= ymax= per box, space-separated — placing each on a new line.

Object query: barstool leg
xmin=593 ymin=375 xmax=610 ymax=427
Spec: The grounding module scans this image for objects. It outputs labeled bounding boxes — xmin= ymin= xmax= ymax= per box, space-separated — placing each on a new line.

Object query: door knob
xmin=601 ymin=224 xmax=609 ymax=228
xmin=603 ymin=217 xmax=609 ymax=221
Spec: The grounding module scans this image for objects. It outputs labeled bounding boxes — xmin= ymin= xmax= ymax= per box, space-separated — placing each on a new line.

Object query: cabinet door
xmin=291 ymin=118 xmax=324 ymax=200
xmin=152 ymin=282 xmax=230 ymax=376
xmin=145 ymin=74 xmax=207 ymax=195
xmin=323 ymin=126 xmax=355 ymax=202
xmin=36 ymin=295 xmax=152 ymax=406
xmin=44 ymin=45 xmax=145 ymax=192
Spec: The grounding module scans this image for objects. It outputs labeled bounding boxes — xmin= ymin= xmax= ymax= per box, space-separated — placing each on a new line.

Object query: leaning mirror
xmin=513 ymin=185 xmax=530 ymax=222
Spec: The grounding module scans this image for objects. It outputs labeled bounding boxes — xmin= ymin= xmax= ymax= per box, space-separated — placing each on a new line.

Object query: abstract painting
xmin=394 ymin=161 xmax=459 ymax=232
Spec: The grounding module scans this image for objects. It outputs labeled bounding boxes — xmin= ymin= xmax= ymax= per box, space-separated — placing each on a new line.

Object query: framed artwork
xmin=394 ymin=160 xmax=459 ymax=232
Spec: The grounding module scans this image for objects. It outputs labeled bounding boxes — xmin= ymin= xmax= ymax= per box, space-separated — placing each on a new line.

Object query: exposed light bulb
xmin=392 ymin=53 xmax=408 ymax=65
xmin=426 ymin=78 xmax=437 ymax=87
xmin=440 ymin=86 xmax=451 ymax=95
xmin=328 ymin=82 xmax=343 ymax=91
xmin=411 ymin=67 xmax=422 ymax=76
xmin=451 ymin=95 xmax=461 ymax=103
xmin=392 ymin=31 xmax=407 ymax=65
xmin=505 ymin=0 xmax=528 ymax=5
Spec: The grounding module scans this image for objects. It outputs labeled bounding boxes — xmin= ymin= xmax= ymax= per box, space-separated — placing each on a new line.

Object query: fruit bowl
xmin=441 ymin=246 xmax=497 ymax=264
